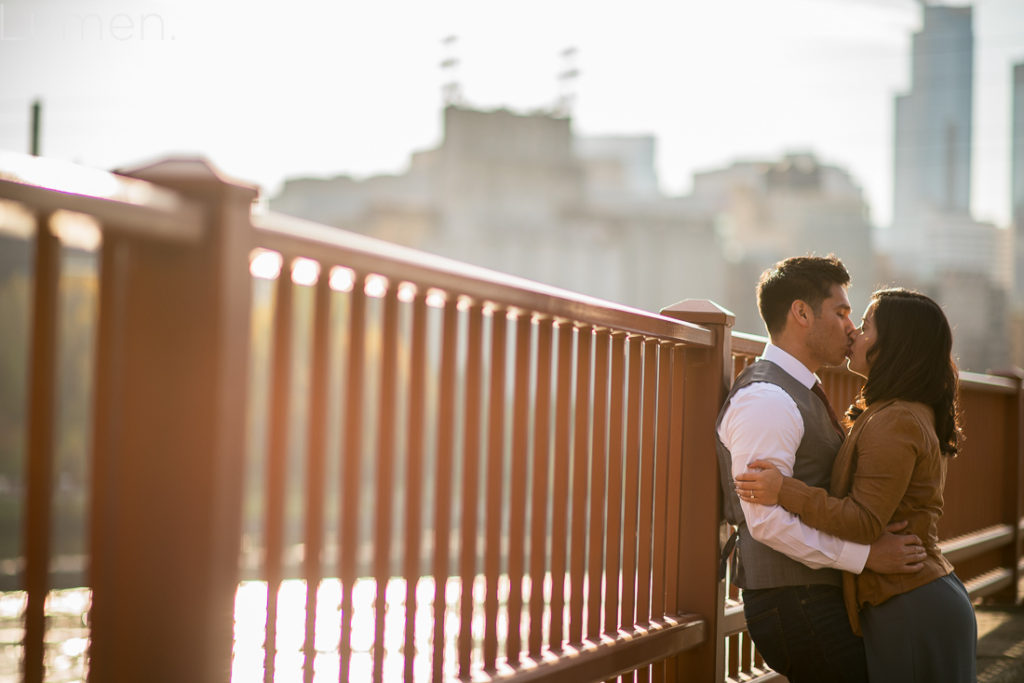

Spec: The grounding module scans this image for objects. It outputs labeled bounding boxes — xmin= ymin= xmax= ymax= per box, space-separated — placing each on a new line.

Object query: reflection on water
xmin=0 ymin=575 xmax=544 ymax=683
xmin=0 ymin=588 xmax=90 ymax=683
xmin=232 ymin=575 xmax=540 ymax=682
xmin=233 ymin=577 xmax=462 ymax=683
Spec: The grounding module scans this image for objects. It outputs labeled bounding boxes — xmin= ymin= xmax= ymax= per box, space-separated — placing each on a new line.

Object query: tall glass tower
xmin=1014 ymin=62 xmax=1024 ymax=303
xmin=892 ymin=5 xmax=974 ymax=232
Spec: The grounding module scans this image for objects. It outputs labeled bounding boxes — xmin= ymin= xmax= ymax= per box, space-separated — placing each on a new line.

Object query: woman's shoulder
xmin=871 ymin=399 xmax=933 ymax=420
xmin=862 ymin=399 xmax=936 ymax=441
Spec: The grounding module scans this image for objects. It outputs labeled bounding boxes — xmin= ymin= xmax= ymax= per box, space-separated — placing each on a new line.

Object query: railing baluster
xmin=650 ymin=341 xmax=672 ymax=682
xmin=588 ymin=329 xmax=610 ymax=642
xmin=403 ymin=291 xmax=429 ymax=682
xmin=621 ymin=335 xmax=643 ymax=632
xmin=458 ymin=303 xmax=484 ymax=678
xmin=264 ymin=264 xmax=294 ymax=683
xmin=636 ymin=339 xmax=659 ymax=627
xmin=651 ymin=341 xmax=672 ymax=620
xmin=373 ymin=284 xmax=401 ymax=682
xmin=569 ymin=324 xmax=593 ymax=645
xmin=662 ymin=344 xmax=686 ymax=682
xmin=548 ymin=321 xmax=574 ymax=651
xmin=528 ymin=318 xmax=554 ymax=658
xmin=506 ymin=313 xmax=533 ymax=665
xmin=729 ymin=633 xmax=741 ymax=678
xmin=23 ymin=212 xmax=57 ymax=683
xmin=338 ymin=280 xmax=367 ymax=683
xmin=302 ymin=272 xmax=331 ymax=683
xmin=483 ymin=308 xmax=508 ymax=670
xmin=88 ymin=216 xmax=118 ymax=683
xmin=431 ymin=298 xmax=459 ymax=682
xmin=604 ymin=332 xmax=626 ymax=637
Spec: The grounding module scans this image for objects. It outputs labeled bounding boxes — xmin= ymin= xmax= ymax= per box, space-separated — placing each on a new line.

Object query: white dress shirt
xmin=718 ymin=344 xmax=869 ymax=574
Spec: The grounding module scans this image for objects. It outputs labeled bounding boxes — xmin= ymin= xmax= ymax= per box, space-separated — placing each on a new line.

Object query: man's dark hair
xmin=756 ymin=255 xmax=850 ymax=335
xmin=847 ymin=288 xmax=962 ymax=456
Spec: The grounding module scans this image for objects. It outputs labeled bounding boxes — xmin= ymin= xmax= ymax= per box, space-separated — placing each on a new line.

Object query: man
xmin=716 ymin=256 xmax=926 ymax=683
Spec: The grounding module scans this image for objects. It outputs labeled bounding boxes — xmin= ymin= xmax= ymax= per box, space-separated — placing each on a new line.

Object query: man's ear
xmin=789 ymin=299 xmax=813 ymax=329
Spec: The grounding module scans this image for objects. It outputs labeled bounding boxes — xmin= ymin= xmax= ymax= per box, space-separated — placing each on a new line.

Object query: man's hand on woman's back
xmin=865 ymin=520 xmax=926 ymax=574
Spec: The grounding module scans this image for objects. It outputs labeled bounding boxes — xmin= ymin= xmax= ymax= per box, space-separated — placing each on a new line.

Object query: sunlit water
xmin=0 ymin=575 xmax=555 ymax=683
xmin=0 ymin=589 xmax=90 ymax=683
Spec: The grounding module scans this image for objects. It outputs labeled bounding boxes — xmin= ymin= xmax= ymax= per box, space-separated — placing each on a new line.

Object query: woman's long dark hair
xmin=845 ymin=288 xmax=962 ymax=456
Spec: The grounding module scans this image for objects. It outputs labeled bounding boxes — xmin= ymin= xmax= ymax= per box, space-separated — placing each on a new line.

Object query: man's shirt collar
xmin=760 ymin=343 xmax=818 ymax=389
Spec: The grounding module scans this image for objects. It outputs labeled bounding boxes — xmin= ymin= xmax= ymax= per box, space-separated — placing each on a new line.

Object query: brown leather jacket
xmin=776 ymin=398 xmax=954 ymax=634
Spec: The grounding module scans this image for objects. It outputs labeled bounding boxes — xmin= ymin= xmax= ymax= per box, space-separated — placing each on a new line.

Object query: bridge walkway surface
xmin=978 ymin=603 xmax=1024 ymax=682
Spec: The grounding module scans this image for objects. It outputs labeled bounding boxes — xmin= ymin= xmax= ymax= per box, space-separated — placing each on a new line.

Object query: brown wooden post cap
xmin=118 ymin=157 xmax=258 ymax=203
xmin=660 ymin=299 xmax=735 ymax=328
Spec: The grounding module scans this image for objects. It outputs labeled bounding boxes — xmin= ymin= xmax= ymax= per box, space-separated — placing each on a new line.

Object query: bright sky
xmin=1 ymin=0 xmax=1022 ymax=227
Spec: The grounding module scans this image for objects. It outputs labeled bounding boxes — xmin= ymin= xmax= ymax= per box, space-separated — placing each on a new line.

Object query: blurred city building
xmin=272 ymin=105 xmax=727 ymax=315
xmin=270 ymin=106 xmax=877 ymax=338
xmin=1011 ymin=62 xmax=1024 ymax=368
xmin=272 ymin=2 xmax=1014 ymax=373
xmin=689 ymin=154 xmax=874 ymax=334
xmin=881 ymin=3 xmax=1011 ymax=372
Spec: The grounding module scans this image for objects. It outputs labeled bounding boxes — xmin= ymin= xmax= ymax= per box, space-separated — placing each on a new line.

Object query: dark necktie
xmin=811 ymin=382 xmax=844 ymax=438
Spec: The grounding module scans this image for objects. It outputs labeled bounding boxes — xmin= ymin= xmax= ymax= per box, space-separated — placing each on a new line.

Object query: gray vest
xmin=715 ymin=360 xmax=844 ymax=589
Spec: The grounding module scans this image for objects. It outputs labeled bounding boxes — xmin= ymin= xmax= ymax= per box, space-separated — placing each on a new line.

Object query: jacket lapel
xmin=828 ymin=398 xmax=898 ymax=495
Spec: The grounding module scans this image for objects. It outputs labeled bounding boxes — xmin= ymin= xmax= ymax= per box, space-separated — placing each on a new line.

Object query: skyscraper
xmin=881 ymin=3 xmax=1010 ymax=372
xmin=892 ymin=4 xmax=974 ymax=236
xmin=1011 ymin=62 xmax=1024 ymax=366
xmin=1013 ymin=62 xmax=1024 ymax=303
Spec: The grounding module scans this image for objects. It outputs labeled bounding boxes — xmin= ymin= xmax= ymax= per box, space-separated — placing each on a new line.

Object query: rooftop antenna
xmin=30 ymin=99 xmax=41 ymax=156
xmin=440 ymin=35 xmax=462 ymax=106
xmin=556 ymin=46 xmax=579 ymax=117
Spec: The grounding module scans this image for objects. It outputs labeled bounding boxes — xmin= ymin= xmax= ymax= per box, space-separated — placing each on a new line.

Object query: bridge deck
xmin=978 ymin=598 xmax=1024 ymax=683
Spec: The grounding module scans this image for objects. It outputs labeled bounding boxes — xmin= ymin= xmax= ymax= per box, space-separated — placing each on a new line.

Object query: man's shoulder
xmin=736 ymin=360 xmax=805 ymax=392
xmin=722 ymin=379 xmax=800 ymax=427
xmin=729 ymin=378 xmax=798 ymax=411
xmin=721 ymin=361 xmax=803 ymax=428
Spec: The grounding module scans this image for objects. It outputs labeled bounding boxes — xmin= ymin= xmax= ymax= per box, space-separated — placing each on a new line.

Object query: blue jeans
xmin=743 ymin=584 xmax=868 ymax=683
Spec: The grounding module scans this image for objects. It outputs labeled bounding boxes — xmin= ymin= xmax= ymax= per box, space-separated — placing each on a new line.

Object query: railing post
xmin=87 ymin=159 xmax=257 ymax=682
xmin=659 ymin=299 xmax=734 ymax=682
xmin=994 ymin=368 xmax=1024 ymax=605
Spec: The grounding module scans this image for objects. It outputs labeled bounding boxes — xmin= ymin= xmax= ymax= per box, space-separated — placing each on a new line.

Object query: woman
xmin=735 ymin=288 xmax=977 ymax=682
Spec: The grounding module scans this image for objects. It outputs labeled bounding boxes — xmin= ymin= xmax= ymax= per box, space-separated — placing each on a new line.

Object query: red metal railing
xmin=2 ymin=152 xmax=1022 ymax=683
xmin=241 ymin=209 xmax=724 ymax=682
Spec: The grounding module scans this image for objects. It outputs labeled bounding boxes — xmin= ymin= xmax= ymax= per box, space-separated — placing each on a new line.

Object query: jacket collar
xmin=844 ymin=398 xmax=900 ymax=443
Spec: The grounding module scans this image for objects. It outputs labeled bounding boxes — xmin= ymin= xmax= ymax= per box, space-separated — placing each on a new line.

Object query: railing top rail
xmin=252 ymin=210 xmax=714 ymax=345
xmin=959 ymin=370 xmax=1019 ymax=395
xmin=0 ymin=150 xmax=204 ymax=242
xmin=731 ymin=330 xmax=767 ymax=357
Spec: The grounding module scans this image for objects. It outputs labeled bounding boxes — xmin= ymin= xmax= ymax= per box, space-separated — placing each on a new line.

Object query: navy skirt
xmin=859 ymin=572 xmax=977 ymax=683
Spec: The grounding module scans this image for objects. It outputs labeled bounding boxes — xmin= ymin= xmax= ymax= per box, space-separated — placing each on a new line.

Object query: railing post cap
xmin=118 ymin=156 xmax=258 ymax=202
xmin=660 ymin=299 xmax=735 ymax=328
xmin=991 ymin=367 xmax=1024 ymax=384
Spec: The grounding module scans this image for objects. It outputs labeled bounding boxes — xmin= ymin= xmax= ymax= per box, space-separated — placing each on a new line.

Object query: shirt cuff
xmin=836 ymin=539 xmax=870 ymax=574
